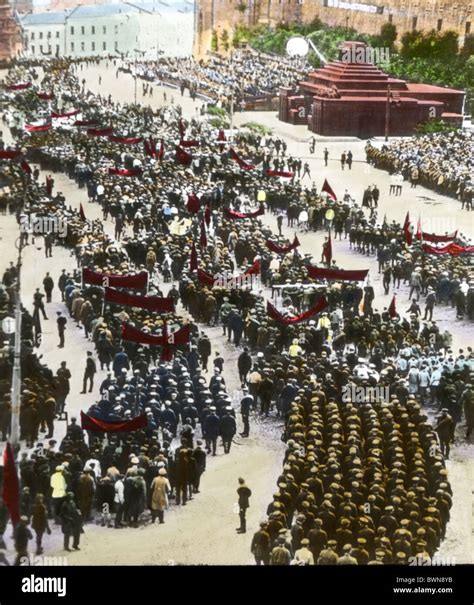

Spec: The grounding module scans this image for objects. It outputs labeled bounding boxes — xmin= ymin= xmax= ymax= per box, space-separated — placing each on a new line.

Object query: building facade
xmin=194 ymin=0 xmax=473 ymax=57
xmin=0 ymin=0 xmax=22 ymax=61
xmin=21 ymin=1 xmax=194 ymax=58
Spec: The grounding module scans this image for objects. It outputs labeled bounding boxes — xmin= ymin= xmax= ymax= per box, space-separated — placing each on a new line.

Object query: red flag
xmin=229 ymin=148 xmax=255 ymax=171
xmin=80 ymin=411 xmax=147 ymax=433
xmin=421 ymin=230 xmax=458 ymax=243
xmin=5 ymin=82 xmax=31 ymax=91
xmin=79 ymin=203 xmax=86 ymax=221
xmin=2 ymin=443 xmax=20 ymax=527
xmin=217 ymin=129 xmax=226 ymax=152
xmin=190 ymin=242 xmax=198 ymax=271
xmin=20 ymin=160 xmax=32 ymax=174
xmin=73 ymin=119 xmax=99 ymax=127
xmin=37 ymin=91 xmax=54 ymax=100
xmin=388 ymin=295 xmax=397 ymax=318
xmin=104 ymin=287 xmax=174 ymax=312
xmin=187 ymin=193 xmax=200 ymax=214
xmin=244 ymin=259 xmax=261 ymax=276
xmin=158 ymin=139 xmax=164 ymax=161
xmin=322 ymin=234 xmax=332 ymax=266
xmin=321 ymin=179 xmax=337 ymax=201
xmin=403 ymin=212 xmax=412 ymax=245
xmin=180 ymin=139 xmax=200 ymax=148
xmin=422 ymin=243 xmax=474 ymax=256
xmin=87 ymin=127 xmax=114 ymax=137
xmin=175 ymin=146 xmax=193 ymax=166
xmin=267 ymin=297 xmax=328 ymax=325
xmin=416 ymin=215 xmax=422 ymax=241
xmin=0 ymin=150 xmax=22 ymax=159
xmin=200 ymin=220 xmax=207 ymax=248
xmin=197 ymin=268 xmax=215 ymax=287
xmin=46 ymin=175 xmax=54 ymax=196
xmin=205 ymin=205 xmax=211 ymax=227
xmin=121 ymin=322 xmax=191 ymax=346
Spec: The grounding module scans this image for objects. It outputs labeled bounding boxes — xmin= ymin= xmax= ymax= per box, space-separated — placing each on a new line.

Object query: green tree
xmin=211 ymin=29 xmax=218 ymax=52
xmin=221 ymin=29 xmax=230 ymax=51
xmin=379 ymin=22 xmax=397 ymax=49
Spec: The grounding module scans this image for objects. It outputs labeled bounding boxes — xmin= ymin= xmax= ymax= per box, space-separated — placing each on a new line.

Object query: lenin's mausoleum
xmin=279 ymin=42 xmax=465 ymax=137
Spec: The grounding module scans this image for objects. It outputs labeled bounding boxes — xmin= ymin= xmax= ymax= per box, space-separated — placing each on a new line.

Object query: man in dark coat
xmin=238 ymin=347 xmax=253 ymax=385
xmin=203 ymin=406 xmax=220 ymax=455
xmin=251 ymin=521 xmax=271 ymax=565
xmin=60 ymin=493 xmax=83 ymax=551
xmin=43 ymin=272 xmax=54 ymax=303
xmin=236 ymin=477 xmax=252 ymax=534
xmin=219 ymin=407 xmax=237 ymax=454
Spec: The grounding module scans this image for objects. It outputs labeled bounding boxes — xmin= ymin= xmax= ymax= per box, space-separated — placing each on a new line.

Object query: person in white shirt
xmin=292 ymin=539 xmax=314 ymax=565
xmin=114 ymin=476 xmax=125 ymax=528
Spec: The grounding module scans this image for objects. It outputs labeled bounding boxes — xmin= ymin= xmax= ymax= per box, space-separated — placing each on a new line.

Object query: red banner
xmin=37 ymin=91 xmax=54 ymax=100
xmin=306 ymin=266 xmax=369 ymax=281
xmin=2 ymin=442 xmax=20 ymax=527
xmin=388 ymin=295 xmax=397 ymax=318
xmin=200 ymin=220 xmax=207 ymax=248
xmin=229 ymin=148 xmax=255 ymax=171
xmin=266 ymin=236 xmax=300 ymax=254
xmin=51 ymin=109 xmax=80 ymax=118
xmin=5 ymin=82 xmax=31 ymax=91
xmin=420 ymin=231 xmax=458 ymax=243
xmin=197 ymin=268 xmax=215 ymax=287
xmin=79 ymin=203 xmax=87 ymax=221
xmin=224 ymin=206 xmax=264 ymax=219
xmin=267 ymin=297 xmax=328 ymax=325
xmin=25 ymin=123 xmax=52 ymax=132
xmin=422 ymin=243 xmax=474 ymax=256
xmin=121 ymin=322 xmax=191 ymax=346
xmin=205 ymin=205 xmax=211 ymax=227
xmin=178 ymin=118 xmax=185 ymax=139
xmin=322 ymin=179 xmax=337 ymax=201
xmin=244 ymin=259 xmax=261 ymax=276
xmin=266 ymin=169 xmax=294 ymax=178
xmin=87 ymin=127 xmax=114 ymax=137
xmin=404 ymin=212 xmax=412 ymax=246
xmin=83 ymin=268 xmax=148 ymax=289
xmin=180 ymin=139 xmax=200 ymax=148
xmin=80 ymin=411 xmax=148 ymax=433
xmin=190 ymin=242 xmax=198 ymax=271
xmin=74 ymin=119 xmax=99 ymax=127
xmin=187 ymin=193 xmax=200 ymax=214
xmin=21 ymin=160 xmax=32 ymax=174
xmin=104 ymin=287 xmax=174 ymax=312
xmin=109 ymin=135 xmax=143 ymax=144
xmin=108 ymin=168 xmax=141 ymax=177
xmin=0 ymin=150 xmax=22 ymax=159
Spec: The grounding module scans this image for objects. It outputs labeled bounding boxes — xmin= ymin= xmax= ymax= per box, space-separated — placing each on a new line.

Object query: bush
xmin=207 ymin=105 xmax=228 ymax=118
xmin=241 ymin=121 xmax=273 ymax=135
xmin=208 ymin=116 xmax=230 ymax=129
xmin=414 ymin=119 xmax=460 ymax=134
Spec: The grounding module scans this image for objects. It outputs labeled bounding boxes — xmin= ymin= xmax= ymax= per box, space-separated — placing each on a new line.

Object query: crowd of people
xmin=0 ymin=56 xmax=472 ymax=566
xmin=366 ymin=132 xmax=473 ymax=207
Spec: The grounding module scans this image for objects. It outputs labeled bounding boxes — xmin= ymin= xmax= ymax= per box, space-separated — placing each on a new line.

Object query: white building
xmin=21 ymin=1 xmax=194 ymax=58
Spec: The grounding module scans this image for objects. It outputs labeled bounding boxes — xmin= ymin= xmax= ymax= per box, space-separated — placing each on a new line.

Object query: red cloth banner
xmin=109 ymin=135 xmax=143 ymax=145
xmin=421 ymin=231 xmax=458 ymax=243
xmin=267 ymin=297 xmax=328 ymax=325
xmin=187 ymin=193 xmax=200 ymax=214
xmin=21 ymin=160 xmax=32 ymax=174
xmin=25 ymin=123 xmax=52 ymax=132
xmin=87 ymin=127 xmax=114 ymax=137
xmin=158 ymin=139 xmax=164 ymax=161
xmin=190 ymin=242 xmax=198 ymax=271
xmin=180 ymin=139 xmax=200 ymax=148
xmin=266 ymin=169 xmax=294 ymax=178
xmin=266 ymin=236 xmax=300 ymax=254
xmin=422 ymin=243 xmax=474 ymax=256
xmin=80 ymin=411 xmax=147 ymax=433
xmin=51 ymin=109 xmax=80 ymax=118
xmin=229 ymin=148 xmax=255 ymax=171
xmin=79 ymin=203 xmax=87 ymax=221
xmin=104 ymin=287 xmax=174 ymax=312
xmin=83 ymin=268 xmax=148 ymax=290
xmin=244 ymin=259 xmax=261 ymax=276
xmin=403 ymin=212 xmax=412 ymax=246
xmin=5 ymin=82 xmax=31 ymax=91
xmin=178 ymin=118 xmax=185 ymax=139
xmin=306 ymin=266 xmax=369 ymax=281
xmin=108 ymin=168 xmax=141 ymax=177
xmin=175 ymin=146 xmax=193 ymax=166
xmin=0 ymin=150 xmax=22 ymax=159
xmin=2 ymin=442 xmax=20 ymax=527
xmin=74 ymin=119 xmax=98 ymax=127
xmin=388 ymin=295 xmax=397 ymax=318
xmin=322 ymin=179 xmax=337 ymax=200
xmin=224 ymin=206 xmax=264 ymax=219
xmin=121 ymin=322 xmax=191 ymax=346
xmin=197 ymin=268 xmax=215 ymax=287
xmin=37 ymin=91 xmax=54 ymax=100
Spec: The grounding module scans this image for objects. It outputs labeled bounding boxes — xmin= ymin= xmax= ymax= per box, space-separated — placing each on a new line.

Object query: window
xmin=466 ymin=22 xmax=472 ymax=35
xmin=56 ymin=31 xmax=60 ymax=38
xmin=31 ymin=32 xmax=35 ymax=40
xmin=114 ymin=41 xmax=118 ymax=51
xmin=412 ymin=16 xmax=417 ymax=29
xmin=388 ymin=13 xmax=393 ymax=23
xmin=81 ymin=42 xmax=85 ymax=51
xmin=103 ymin=26 xmax=106 ymax=34
xmin=114 ymin=24 xmax=118 ymax=34
xmin=91 ymin=26 xmax=95 ymax=34
xmin=56 ymin=45 xmax=59 ymax=55
xmin=92 ymin=42 xmax=95 ymax=51
xmin=437 ymin=18 xmax=443 ymax=31
xmin=70 ymin=26 xmax=74 ymax=35
xmin=39 ymin=31 xmax=43 ymax=39
xmin=103 ymin=41 xmax=107 ymax=50
xmin=81 ymin=26 xmax=85 ymax=35
xmin=48 ymin=44 xmax=51 ymax=53
xmin=31 ymin=45 xmax=35 ymax=54
xmin=71 ymin=42 xmax=74 ymax=51
xmin=40 ymin=44 xmax=43 ymax=53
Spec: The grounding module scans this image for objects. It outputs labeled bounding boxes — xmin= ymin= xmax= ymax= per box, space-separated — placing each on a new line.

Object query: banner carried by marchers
xmin=306 ymin=266 xmax=369 ymax=281
xmin=267 ymin=297 xmax=328 ymax=325
xmin=80 ymin=411 xmax=148 ymax=433
xmin=83 ymin=268 xmax=148 ymax=290
xmin=121 ymin=322 xmax=191 ymax=346
xmin=104 ymin=287 xmax=174 ymax=312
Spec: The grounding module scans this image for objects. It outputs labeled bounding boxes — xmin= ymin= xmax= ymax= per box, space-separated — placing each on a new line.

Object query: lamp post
xmin=9 ymin=236 xmax=24 ymax=455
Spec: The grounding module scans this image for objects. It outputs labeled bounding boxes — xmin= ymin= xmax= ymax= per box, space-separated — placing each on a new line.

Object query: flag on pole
xmin=190 ymin=242 xmax=198 ymax=271
xmin=403 ymin=212 xmax=412 ymax=245
xmin=416 ymin=215 xmax=422 ymax=240
xmin=79 ymin=203 xmax=86 ymax=221
xmin=321 ymin=179 xmax=337 ymax=200
xmin=199 ymin=220 xmax=207 ymax=248
xmin=388 ymin=295 xmax=397 ymax=318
